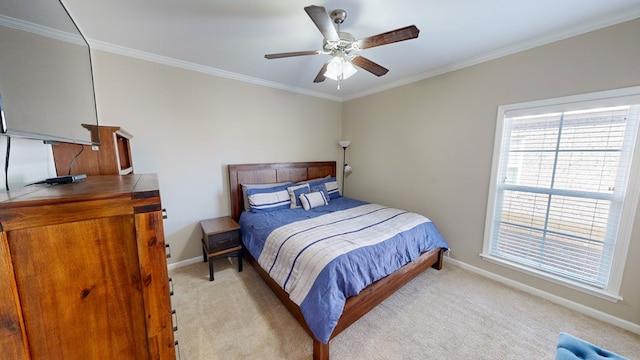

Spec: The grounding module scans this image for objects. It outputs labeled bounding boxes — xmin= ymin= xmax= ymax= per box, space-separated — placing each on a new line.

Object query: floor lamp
xmin=339 ymin=140 xmax=352 ymax=194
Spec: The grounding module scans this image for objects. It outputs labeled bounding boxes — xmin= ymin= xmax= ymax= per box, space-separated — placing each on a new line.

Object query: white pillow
xmin=287 ymin=184 xmax=310 ymax=208
xmin=299 ymin=191 xmax=328 ymax=210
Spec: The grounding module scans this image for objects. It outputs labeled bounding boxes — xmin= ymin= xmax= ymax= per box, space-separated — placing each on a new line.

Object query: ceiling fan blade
xmin=313 ymin=61 xmax=329 ymax=83
xmin=351 ymin=55 xmax=389 ymax=77
xmin=357 ymin=25 xmax=420 ymax=50
xmin=265 ymin=50 xmax=321 ymax=59
xmin=304 ymin=5 xmax=340 ymax=42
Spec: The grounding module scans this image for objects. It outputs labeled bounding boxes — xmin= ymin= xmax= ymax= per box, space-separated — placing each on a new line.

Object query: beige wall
xmin=90 ymin=51 xmax=342 ymax=264
xmin=342 ymin=19 xmax=640 ymax=325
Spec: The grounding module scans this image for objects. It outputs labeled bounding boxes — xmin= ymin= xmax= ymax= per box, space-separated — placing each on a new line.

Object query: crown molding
xmin=0 ymin=14 xmax=84 ymax=45
xmin=343 ymin=6 xmax=640 ymax=101
xmin=87 ymin=39 xmax=342 ymax=102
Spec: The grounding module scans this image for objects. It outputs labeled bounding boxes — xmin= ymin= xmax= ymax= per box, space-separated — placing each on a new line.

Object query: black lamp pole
xmin=339 ymin=140 xmax=351 ymax=195
xmin=341 ymin=145 xmax=347 ymax=194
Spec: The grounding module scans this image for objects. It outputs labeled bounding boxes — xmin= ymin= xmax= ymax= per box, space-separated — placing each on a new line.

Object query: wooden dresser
xmin=0 ymin=174 xmax=175 ymax=359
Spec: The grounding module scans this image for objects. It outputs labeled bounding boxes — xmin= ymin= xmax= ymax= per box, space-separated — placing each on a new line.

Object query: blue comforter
xmin=239 ymin=196 xmax=448 ymax=343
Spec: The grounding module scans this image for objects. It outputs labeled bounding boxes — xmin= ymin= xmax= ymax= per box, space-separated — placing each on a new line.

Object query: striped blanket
xmin=259 ymin=204 xmax=430 ymax=305
xmin=241 ymin=198 xmax=448 ymax=343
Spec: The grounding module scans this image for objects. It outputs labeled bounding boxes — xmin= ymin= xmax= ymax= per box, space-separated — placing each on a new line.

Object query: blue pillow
xmin=307 ymin=176 xmax=334 ymax=187
xmin=246 ymin=184 xmax=292 ymax=212
xmin=293 ymin=187 xmax=310 ymax=207
xmin=287 ymin=184 xmax=310 ymax=208
xmin=309 ymin=177 xmax=340 ymax=199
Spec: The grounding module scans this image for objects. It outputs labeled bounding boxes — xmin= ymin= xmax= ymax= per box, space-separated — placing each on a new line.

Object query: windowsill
xmin=480 ymin=253 xmax=623 ymax=303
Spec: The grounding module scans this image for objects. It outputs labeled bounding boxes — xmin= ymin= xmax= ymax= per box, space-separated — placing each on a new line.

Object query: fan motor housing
xmin=323 ymin=31 xmax=356 ymax=53
xmin=330 ymin=9 xmax=347 ymax=24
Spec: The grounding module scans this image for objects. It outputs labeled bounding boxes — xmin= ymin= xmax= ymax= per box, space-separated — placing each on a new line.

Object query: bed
xmin=228 ymin=161 xmax=448 ymax=360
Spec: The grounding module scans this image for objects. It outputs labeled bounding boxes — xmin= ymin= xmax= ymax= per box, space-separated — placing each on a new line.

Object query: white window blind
xmin=483 ymin=87 xmax=640 ymax=299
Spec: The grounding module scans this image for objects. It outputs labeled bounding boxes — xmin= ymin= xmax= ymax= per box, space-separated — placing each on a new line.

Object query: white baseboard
xmin=167 ymin=256 xmax=202 ymax=271
xmin=445 ymin=257 xmax=640 ymax=335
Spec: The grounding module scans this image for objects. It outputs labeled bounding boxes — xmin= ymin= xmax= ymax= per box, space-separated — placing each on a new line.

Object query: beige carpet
xmin=170 ymin=258 xmax=640 ymax=359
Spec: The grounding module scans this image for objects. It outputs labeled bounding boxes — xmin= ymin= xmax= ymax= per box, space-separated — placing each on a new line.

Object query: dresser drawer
xmin=204 ymin=229 xmax=240 ymax=253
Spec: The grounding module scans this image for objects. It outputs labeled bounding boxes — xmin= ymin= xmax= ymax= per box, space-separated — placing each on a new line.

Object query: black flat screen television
xmin=0 ymin=0 xmax=99 ymax=145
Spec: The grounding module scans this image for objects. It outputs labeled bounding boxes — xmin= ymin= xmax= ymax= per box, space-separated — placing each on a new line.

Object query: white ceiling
xmin=41 ymin=1 xmax=640 ymax=100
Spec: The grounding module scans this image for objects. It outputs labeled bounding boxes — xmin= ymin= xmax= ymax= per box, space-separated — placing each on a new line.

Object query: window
xmin=482 ymin=87 xmax=640 ymax=301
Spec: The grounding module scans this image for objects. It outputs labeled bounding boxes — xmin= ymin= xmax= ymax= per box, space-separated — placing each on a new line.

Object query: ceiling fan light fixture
xmin=265 ymin=6 xmax=419 ymax=89
xmin=324 ymin=56 xmax=357 ymax=81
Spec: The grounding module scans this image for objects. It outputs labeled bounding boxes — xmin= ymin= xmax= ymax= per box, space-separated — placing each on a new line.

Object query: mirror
xmin=0 ymin=0 xmax=98 ymax=145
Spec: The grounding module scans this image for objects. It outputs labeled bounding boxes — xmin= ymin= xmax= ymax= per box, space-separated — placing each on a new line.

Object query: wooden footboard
xmin=245 ymin=247 xmax=445 ymax=360
xmin=228 ymin=162 xmax=445 ymax=360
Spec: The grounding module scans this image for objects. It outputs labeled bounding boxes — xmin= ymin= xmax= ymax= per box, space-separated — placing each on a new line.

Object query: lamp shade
xmin=338 ymin=140 xmax=351 ymax=148
xmin=344 ymin=164 xmax=353 ymax=173
xmin=325 ymin=57 xmax=357 ymax=81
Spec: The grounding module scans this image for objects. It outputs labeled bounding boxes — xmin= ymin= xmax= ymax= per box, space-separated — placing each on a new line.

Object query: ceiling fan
xmin=264 ymin=5 xmax=420 ymax=87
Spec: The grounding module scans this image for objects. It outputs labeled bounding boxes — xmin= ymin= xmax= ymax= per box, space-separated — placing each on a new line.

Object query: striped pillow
xmin=247 ymin=184 xmax=291 ymax=212
xmin=324 ymin=180 xmax=340 ymax=199
xmin=242 ymin=182 xmax=292 ymax=211
xmin=299 ymin=191 xmax=328 ymax=210
xmin=308 ymin=177 xmax=341 ymax=200
xmin=311 ymin=184 xmax=330 ymax=203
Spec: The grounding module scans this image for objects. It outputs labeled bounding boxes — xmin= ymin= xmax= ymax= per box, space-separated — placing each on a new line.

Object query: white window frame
xmin=481 ymin=86 xmax=640 ymax=302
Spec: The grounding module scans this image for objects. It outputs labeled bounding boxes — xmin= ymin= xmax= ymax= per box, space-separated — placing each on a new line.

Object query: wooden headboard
xmin=228 ymin=161 xmax=336 ymax=221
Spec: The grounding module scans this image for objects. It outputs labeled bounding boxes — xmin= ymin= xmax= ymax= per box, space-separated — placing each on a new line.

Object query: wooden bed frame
xmin=228 ymin=161 xmax=444 ymax=360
